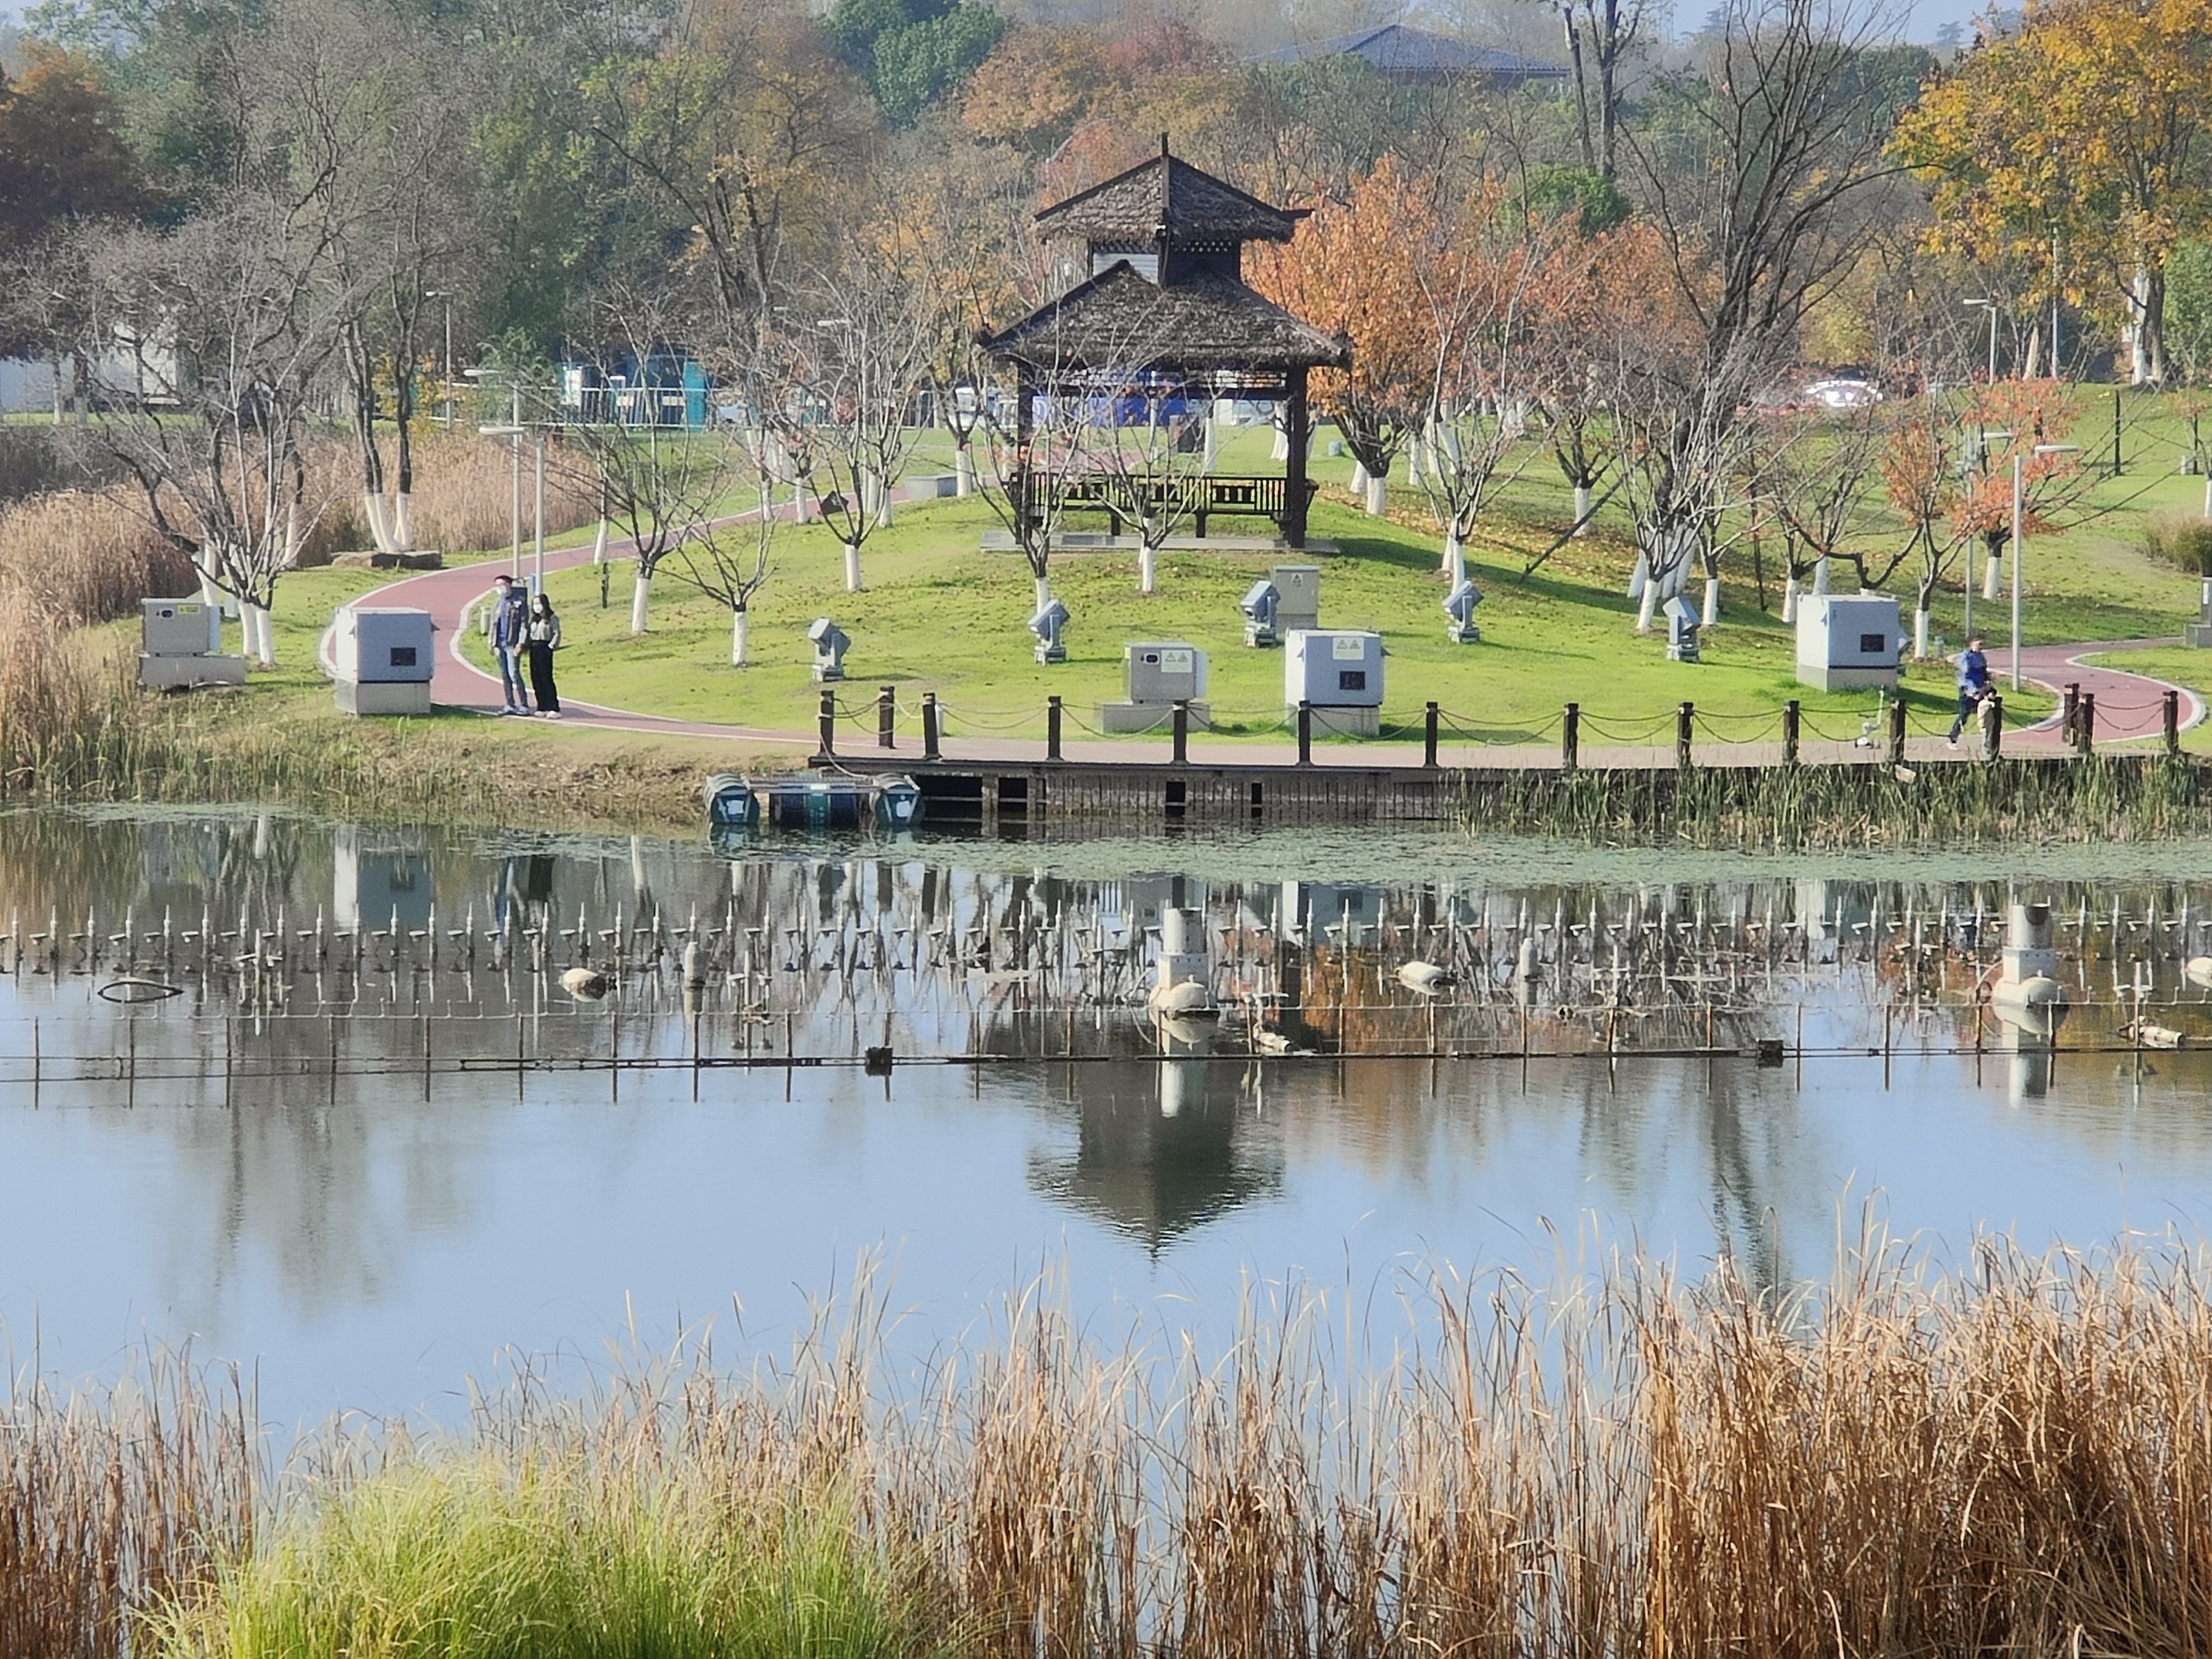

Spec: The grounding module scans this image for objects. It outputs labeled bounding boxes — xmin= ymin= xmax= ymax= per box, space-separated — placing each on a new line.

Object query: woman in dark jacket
xmin=525 ymin=592 xmax=563 ymax=718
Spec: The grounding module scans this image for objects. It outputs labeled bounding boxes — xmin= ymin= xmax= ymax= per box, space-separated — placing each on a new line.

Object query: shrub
xmin=2141 ymin=512 xmax=2212 ymax=574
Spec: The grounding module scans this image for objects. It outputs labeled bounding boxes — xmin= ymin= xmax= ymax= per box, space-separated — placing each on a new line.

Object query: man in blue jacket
xmin=1947 ymin=633 xmax=1988 ymax=747
xmin=489 ymin=572 xmax=531 ymax=714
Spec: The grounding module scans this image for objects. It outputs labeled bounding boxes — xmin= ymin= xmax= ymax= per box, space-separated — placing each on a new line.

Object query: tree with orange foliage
xmin=1248 ymin=158 xmax=1437 ymax=518
xmin=1878 ymin=399 xmax=1969 ymax=658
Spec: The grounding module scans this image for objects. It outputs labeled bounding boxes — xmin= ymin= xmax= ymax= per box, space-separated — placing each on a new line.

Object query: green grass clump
xmin=151 ymin=1458 xmax=945 ymax=1659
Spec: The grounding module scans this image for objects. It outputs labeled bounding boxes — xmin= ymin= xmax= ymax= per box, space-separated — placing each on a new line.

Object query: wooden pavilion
xmin=978 ymin=140 xmax=1350 ymax=551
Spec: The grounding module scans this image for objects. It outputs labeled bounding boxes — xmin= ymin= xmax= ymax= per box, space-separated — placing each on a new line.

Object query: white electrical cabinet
xmin=137 ymin=597 xmax=243 ymax=689
xmin=1284 ymin=629 xmax=1383 ymax=735
xmin=331 ymin=604 xmax=435 ymax=715
xmin=1101 ymin=641 xmax=1211 ymax=732
xmin=1795 ymin=593 xmax=1900 ymax=691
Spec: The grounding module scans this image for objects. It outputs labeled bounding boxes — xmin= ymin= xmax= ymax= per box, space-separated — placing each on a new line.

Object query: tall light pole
xmin=1964 ymin=296 xmax=2000 ymax=385
xmin=467 ymin=368 xmax=524 ymax=580
xmin=426 ymin=291 xmax=453 ymax=425
xmin=2011 ymin=441 xmax=2080 ymax=690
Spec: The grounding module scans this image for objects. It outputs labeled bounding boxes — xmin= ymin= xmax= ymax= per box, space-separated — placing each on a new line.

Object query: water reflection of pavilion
xmin=1027 ymin=1056 xmax=1283 ymax=1255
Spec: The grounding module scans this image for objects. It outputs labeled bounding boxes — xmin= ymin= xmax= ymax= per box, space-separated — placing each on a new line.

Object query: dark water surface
xmin=4 ymin=807 xmax=2212 ymax=1422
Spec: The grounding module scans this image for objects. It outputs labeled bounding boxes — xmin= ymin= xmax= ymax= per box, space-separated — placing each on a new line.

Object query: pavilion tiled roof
xmin=979 ymin=262 xmax=1349 ymax=374
xmin=1033 ymin=152 xmax=1305 ymax=247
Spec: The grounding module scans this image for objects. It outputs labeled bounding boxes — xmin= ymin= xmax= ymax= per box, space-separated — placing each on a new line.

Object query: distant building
xmin=1244 ymin=24 xmax=1568 ymax=85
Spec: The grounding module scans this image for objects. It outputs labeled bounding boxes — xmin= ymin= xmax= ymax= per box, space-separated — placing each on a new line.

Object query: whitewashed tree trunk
xmin=731 ymin=607 xmax=749 ymax=666
xmin=1626 ymin=550 xmax=1648 ymax=602
xmin=1702 ymin=576 xmax=1720 ymax=626
xmin=1913 ymin=606 xmax=1930 ymax=658
xmin=1572 ymin=483 xmax=1592 ymax=535
xmin=197 ymin=549 xmax=220 ymax=608
xmin=630 ymin=569 xmax=652 ymax=634
xmin=1350 ymin=459 xmax=1369 ymax=494
xmin=1139 ymin=541 xmax=1156 ymax=595
xmin=1781 ymin=582 xmax=1798 ymax=624
xmin=954 ymin=445 xmax=975 ymax=497
xmin=1201 ymin=416 xmax=1217 ymax=473
xmin=1635 ymin=579 xmax=1659 ymax=632
xmin=244 ymin=602 xmax=274 ymax=666
xmin=362 ymin=492 xmax=395 ymax=556
xmin=1983 ymin=551 xmax=2002 ymax=599
xmin=1812 ymin=556 xmax=1831 ymax=596
xmin=794 ymin=482 xmax=811 ymax=524
xmin=2131 ymin=263 xmax=2156 ymax=385
xmin=1270 ymin=421 xmax=1289 ymax=462
xmin=591 ymin=518 xmax=609 ymax=565
xmin=1444 ymin=533 xmax=1465 ymax=587
xmin=843 ymin=540 xmax=863 ymax=592
xmin=872 ymin=471 xmax=894 ymax=529
xmin=389 ymin=492 xmax=414 ymax=553
xmin=1035 ymin=573 xmax=1053 ymax=611
xmin=1406 ymin=435 xmax=1423 ymax=481
xmin=1364 ymin=472 xmax=1387 ymax=515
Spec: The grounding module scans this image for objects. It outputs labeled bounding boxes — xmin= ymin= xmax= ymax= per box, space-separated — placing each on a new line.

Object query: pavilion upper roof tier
xmin=979 ymin=262 xmax=1348 ymax=374
xmin=1034 ymin=147 xmax=1307 ymax=251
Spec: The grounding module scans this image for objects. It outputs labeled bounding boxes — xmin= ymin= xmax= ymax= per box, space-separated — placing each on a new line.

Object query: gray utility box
xmin=143 ymin=597 xmax=221 ymax=655
xmin=1285 ymin=629 xmax=1383 ymax=737
xmin=2187 ymin=578 xmax=2212 ymax=648
xmin=1271 ymin=564 xmax=1319 ymax=634
xmin=332 ymin=604 xmax=434 ymax=716
xmin=1101 ymin=641 xmax=1211 ymax=733
xmin=1795 ymin=592 xmax=1900 ymax=691
xmin=138 ymin=597 xmax=243 ymax=689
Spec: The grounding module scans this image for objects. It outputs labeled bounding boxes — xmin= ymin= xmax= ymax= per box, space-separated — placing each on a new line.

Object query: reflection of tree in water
xmin=1027 ymin=1058 xmax=1284 ymax=1256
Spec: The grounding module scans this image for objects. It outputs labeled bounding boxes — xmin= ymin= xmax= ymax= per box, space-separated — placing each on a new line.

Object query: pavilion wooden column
xmin=1283 ymin=366 xmax=1310 ymax=549
xmin=1014 ymin=364 xmax=1036 ymax=542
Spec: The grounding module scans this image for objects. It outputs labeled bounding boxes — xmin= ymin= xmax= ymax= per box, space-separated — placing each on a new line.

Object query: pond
xmin=3 ymin=806 xmax=2212 ymax=1423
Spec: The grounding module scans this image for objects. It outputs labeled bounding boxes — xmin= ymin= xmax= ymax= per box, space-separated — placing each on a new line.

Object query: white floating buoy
xmin=1396 ymin=961 xmax=1455 ymax=997
xmin=562 ymin=966 xmax=611 ymax=1000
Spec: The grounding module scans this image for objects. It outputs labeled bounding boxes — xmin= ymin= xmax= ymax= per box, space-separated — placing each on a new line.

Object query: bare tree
xmin=1090 ymin=384 xmax=1206 ymax=595
xmin=774 ymin=244 xmax=940 ymax=593
xmin=1556 ymin=0 xmax=1648 ymax=179
xmin=552 ymin=283 xmax=740 ymax=634
xmin=60 ymin=199 xmax=350 ymax=665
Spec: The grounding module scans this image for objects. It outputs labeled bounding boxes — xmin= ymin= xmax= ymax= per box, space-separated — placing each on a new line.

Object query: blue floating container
xmin=875 ymin=776 xmax=924 ymax=832
xmin=701 ymin=773 xmax=759 ymax=831
xmin=764 ymin=774 xmax=866 ymax=831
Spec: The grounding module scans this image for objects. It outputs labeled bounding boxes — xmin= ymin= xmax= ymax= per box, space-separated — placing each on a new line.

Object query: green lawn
xmin=239 ymin=394 xmax=2212 ymax=749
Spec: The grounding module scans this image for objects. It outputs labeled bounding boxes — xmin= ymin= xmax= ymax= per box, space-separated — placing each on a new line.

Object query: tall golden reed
xmin=13 ymin=1238 xmax=2212 ymax=1659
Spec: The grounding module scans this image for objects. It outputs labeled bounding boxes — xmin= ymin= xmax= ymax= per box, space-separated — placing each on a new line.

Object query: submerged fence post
xmin=1676 ymin=701 xmax=1693 ymax=770
xmin=2165 ymin=688 xmax=2181 ymax=757
xmin=877 ymin=685 xmax=895 ymax=749
xmin=1562 ymin=702 xmax=1579 ymax=771
xmin=1782 ymin=700 xmax=1799 ymax=766
xmin=1423 ymin=701 xmax=1439 ymax=769
xmin=815 ymin=690 xmax=836 ymax=762
xmin=2078 ymin=692 xmax=2096 ymax=757
xmin=1046 ymin=695 xmax=1062 ymax=762
xmin=1887 ymin=696 xmax=1906 ymax=766
xmin=1297 ymin=700 xmax=1313 ymax=766
xmin=1171 ymin=700 xmax=1189 ymax=765
xmin=922 ymin=693 xmax=941 ymax=761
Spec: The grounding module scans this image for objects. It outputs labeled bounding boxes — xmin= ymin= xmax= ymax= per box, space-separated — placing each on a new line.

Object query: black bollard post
xmin=1297 ymin=700 xmax=1313 ymax=766
xmin=1782 ymin=700 xmax=1800 ymax=766
xmin=1887 ymin=696 xmax=1906 ymax=766
xmin=1676 ymin=701 xmax=1694 ymax=770
xmin=1984 ymin=693 xmax=2004 ymax=761
xmin=922 ymin=692 xmax=940 ymax=761
xmin=815 ymin=688 xmax=836 ymax=761
xmin=2078 ymin=692 xmax=2096 ymax=757
xmin=2062 ymin=682 xmax=2079 ymax=744
xmin=1423 ymin=701 xmax=1439 ymax=769
xmin=1562 ymin=702 xmax=1579 ymax=770
xmin=877 ymin=685 xmax=895 ymax=749
xmin=2165 ymin=688 xmax=2180 ymax=757
xmin=1172 ymin=700 xmax=1189 ymax=765
xmin=1047 ymin=695 xmax=1062 ymax=761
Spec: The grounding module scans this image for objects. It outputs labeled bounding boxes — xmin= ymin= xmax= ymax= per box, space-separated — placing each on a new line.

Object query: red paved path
xmin=328 ymin=540 xmax=2205 ymax=770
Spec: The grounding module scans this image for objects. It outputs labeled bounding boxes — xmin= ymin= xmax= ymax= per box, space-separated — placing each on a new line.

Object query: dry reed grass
xmin=0 ymin=1352 xmax=255 ymax=1659
xmin=0 ymin=487 xmax=195 ymax=627
xmin=15 ymin=1238 xmax=2212 ymax=1659
xmin=303 ymin=432 xmax=596 ymax=560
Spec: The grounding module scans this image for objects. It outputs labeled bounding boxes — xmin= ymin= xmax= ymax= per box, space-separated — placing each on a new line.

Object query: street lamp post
xmin=426 ymin=291 xmax=453 ymax=425
xmin=1964 ymin=296 xmax=2000 ymax=385
xmin=468 ymin=369 xmax=525 ymax=580
xmin=2012 ymin=442 xmax=2080 ymax=690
